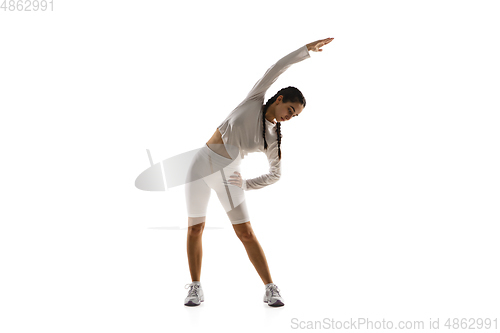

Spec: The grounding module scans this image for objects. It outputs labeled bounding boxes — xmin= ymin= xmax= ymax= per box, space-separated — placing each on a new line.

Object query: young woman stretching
xmin=183 ymin=37 xmax=334 ymax=307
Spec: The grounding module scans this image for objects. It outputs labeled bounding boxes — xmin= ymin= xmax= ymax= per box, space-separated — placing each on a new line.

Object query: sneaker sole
xmin=184 ymin=300 xmax=203 ymax=306
xmin=267 ymin=300 xmax=284 ymax=307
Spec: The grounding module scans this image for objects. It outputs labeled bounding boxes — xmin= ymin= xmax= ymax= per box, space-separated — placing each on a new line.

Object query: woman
xmin=183 ymin=37 xmax=334 ymax=307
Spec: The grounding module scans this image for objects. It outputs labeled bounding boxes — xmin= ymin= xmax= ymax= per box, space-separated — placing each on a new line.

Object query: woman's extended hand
xmin=306 ymin=37 xmax=334 ymax=52
xmin=223 ymin=171 xmax=243 ymax=188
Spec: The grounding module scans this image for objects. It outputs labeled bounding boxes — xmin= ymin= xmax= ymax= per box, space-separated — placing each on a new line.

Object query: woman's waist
xmin=206 ymin=127 xmax=231 ymax=158
xmin=205 ymin=142 xmax=233 ymax=160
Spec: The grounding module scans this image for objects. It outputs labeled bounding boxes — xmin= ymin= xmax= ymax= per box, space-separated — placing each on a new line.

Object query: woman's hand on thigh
xmin=223 ymin=171 xmax=243 ymax=188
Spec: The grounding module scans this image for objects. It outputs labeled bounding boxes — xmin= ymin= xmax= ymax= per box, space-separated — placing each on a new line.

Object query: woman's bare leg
xmin=232 ymin=221 xmax=273 ymax=285
xmin=187 ymin=219 xmax=205 ymax=282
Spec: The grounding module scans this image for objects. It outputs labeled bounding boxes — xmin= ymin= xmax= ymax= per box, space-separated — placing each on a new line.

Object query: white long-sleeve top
xmin=217 ymin=44 xmax=311 ymax=191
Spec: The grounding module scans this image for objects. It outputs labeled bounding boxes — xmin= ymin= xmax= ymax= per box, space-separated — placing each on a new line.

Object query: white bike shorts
xmin=185 ymin=144 xmax=250 ymax=226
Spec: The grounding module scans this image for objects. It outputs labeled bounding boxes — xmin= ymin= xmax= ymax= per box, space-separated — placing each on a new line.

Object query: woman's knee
xmin=188 ymin=218 xmax=205 ymax=236
xmin=238 ymin=232 xmax=256 ymax=242
xmin=233 ymin=222 xmax=256 ymax=242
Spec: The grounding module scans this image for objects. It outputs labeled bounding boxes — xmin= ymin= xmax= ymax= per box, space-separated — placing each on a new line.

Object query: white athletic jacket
xmin=217 ymin=44 xmax=311 ymax=191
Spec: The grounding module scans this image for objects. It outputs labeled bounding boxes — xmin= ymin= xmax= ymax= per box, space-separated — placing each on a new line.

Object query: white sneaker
xmin=184 ymin=282 xmax=204 ymax=306
xmin=263 ymin=283 xmax=285 ymax=307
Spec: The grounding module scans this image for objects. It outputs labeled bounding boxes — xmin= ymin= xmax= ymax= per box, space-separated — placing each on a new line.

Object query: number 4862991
xmin=1 ymin=0 xmax=54 ymax=11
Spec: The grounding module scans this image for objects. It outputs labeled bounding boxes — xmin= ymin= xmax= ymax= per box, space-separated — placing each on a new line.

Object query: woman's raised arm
xmin=245 ymin=37 xmax=334 ymax=101
xmin=245 ymin=44 xmax=310 ymax=101
xmin=306 ymin=37 xmax=334 ymax=52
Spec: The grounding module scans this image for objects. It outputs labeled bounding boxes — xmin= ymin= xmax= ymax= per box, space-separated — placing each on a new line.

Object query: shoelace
xmin=184 ymin=283 xmax=200 ymax=298
xmin=267 ymin=284 xmax=281 ymax=297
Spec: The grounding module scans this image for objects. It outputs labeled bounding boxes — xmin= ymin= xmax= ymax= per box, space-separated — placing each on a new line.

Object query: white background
xmin=1 ymin=0 xmax=499 ymax=332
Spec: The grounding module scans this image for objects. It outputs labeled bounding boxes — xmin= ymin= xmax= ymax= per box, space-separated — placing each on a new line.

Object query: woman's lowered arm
xmin=224 ymin=140 xmax=281 ymax=191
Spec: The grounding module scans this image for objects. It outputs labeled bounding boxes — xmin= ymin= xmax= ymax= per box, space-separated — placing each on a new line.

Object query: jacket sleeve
xmin=242 ymin=140 xmax=281 ymax=191
xmin=245 ymin=44 xmax=311 ymax=101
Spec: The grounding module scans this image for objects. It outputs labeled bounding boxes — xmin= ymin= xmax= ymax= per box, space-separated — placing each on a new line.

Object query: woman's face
xmin=275 ymin=96 xmax=304 ymax=123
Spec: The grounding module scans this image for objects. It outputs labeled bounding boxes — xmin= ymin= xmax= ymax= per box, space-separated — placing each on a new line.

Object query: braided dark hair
xmin=262 ymin=86 xmax=306 ymax=160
